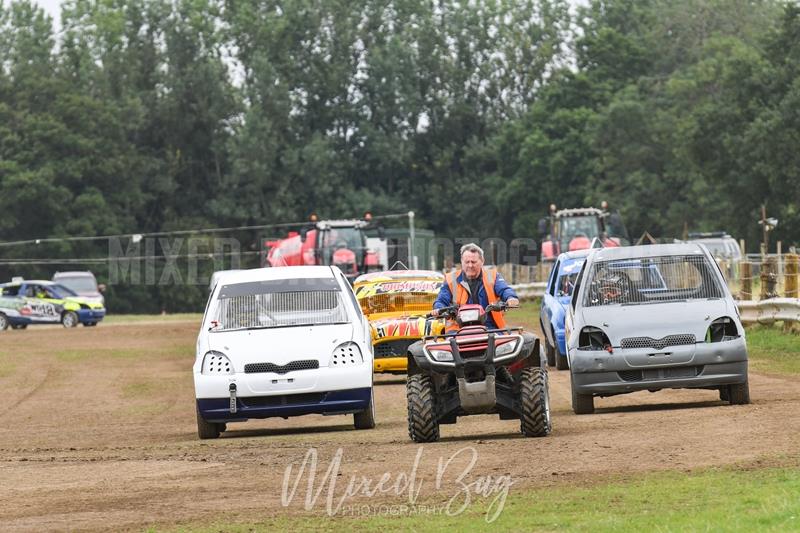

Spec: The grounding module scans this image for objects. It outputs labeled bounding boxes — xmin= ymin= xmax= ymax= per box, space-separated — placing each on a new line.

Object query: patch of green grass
xmin=122 ymin=381 xmax=159 ymax=398
xmin=103 ymin=313 xmax=202 ymax=324
xmin=507 ymin=299 xmax=540 ymax=332
xmin=154 ymin=465 xmax=800 ymax=532
xmin=746 ymin=326 xmax=800 ymax=375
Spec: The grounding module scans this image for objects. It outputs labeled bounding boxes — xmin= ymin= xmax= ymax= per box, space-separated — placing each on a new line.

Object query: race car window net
xmin=214 ymin=279 xmax=348 ymax=329
xmin=358 ymin=292 xmax=438 ymax=316
xmin=584 ymin=255 xmax=723 ymax=307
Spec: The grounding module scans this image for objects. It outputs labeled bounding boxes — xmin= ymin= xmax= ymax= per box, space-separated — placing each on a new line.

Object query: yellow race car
xmin=354 ymin=270 xmax=446 ymax=374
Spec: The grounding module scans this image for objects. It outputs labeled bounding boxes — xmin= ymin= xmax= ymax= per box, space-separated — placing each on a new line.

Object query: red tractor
xmin=264 ymin=216 xmax=383 ymax=281
xmin=538 ymin=203 xmax=630 ymax=261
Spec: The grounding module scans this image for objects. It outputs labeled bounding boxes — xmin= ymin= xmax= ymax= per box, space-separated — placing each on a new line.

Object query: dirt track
xmin=1 ymin=319 xmax=799 ymax=531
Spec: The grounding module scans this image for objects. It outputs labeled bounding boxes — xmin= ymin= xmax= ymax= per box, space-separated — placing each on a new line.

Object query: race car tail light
xmin=202 ymin=351 xmax=233 ymax=375
xmin=331 ymin=342 xmax=363 ymax=366
xmin=705 ymin=317 xmax=739 ymax=343
xmin=579 ymin=326 xmax=612 ymax=352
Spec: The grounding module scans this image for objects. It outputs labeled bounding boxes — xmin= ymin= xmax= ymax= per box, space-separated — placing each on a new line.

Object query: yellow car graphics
xmin=354 ymin=270 xmax=445 ymax=374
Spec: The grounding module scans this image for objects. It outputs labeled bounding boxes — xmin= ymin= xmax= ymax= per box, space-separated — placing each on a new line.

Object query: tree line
xmin=0 ymin=0 xmax=797 ymax=311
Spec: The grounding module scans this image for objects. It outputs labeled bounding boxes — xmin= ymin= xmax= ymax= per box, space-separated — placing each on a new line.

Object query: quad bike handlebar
xmin=428 ymin=300 xmax=518 ymax=319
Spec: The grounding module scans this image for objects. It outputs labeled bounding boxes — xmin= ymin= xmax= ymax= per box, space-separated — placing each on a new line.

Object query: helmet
xmin=594 ymin=270 xmax=630 ymax=304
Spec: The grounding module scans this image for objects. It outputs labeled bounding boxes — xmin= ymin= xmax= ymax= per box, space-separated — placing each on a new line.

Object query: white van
xmin=194 ymin=266 xmax=375 ymax=438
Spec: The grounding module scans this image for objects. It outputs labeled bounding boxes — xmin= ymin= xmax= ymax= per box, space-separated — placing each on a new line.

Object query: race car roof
xmin=213 ymin=266 xmax=339 ymax=285
xmin=354 ymin=269 xmax=444 ymax=284
xmin=590 ymin=243 xmax=706 ymax=262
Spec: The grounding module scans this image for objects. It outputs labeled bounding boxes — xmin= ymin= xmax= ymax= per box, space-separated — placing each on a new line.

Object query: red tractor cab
xmin=538 ymin=205 xmax=630 ymax=262
xmin=264 ymin=217 xmax=383 ymax=281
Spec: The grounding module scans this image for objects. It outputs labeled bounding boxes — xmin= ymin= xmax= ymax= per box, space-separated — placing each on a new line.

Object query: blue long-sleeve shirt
xmin=434 ymin=269 xmax=517 ymax=329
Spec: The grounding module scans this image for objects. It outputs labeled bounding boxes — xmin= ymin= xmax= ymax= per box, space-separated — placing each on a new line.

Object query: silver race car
xmin=565 ymin=243 xmax=749 ymax=414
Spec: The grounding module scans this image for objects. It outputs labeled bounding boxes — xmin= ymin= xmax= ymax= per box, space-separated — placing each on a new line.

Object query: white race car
xmin=194 ymin=266 xmax=375 ymax=438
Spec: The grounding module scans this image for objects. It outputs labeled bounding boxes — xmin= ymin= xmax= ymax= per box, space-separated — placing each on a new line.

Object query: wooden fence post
xmin=761 ymin=257 xmax=778 ymax=300
xmin=786 ymin=254 xmax=799 ymax=298
xmin=740 ymin=261 xmax=752 ymax=300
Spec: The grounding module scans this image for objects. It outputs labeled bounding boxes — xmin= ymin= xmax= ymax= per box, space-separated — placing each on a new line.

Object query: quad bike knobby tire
xmin=407 ymin=374 xmax=439 ymax=442
xmin=520 ymin=367 xmax=552 ymax=437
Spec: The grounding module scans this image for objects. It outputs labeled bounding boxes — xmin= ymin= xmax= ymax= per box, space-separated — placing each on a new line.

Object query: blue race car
xmin=539 ymin=250 xmax=590 ymax=369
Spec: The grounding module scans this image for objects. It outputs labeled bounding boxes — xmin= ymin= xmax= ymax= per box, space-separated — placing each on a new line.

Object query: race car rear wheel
xmin=520 ymin=367 xmax=551 ymax=437
xmin=354 ymin=389 xmax=376 ymax=430
xmin=0 ymin=313 xmax=8 ymax=331
xmin=83 ymin=322 xmax=97 ymax=327
xmin=62 ymin=311 xmax=79 ymax=328
xmin=11 ymin=324 xmax=27 ymax=330
xmin=407 ymin=374 xmax=439 ymax=442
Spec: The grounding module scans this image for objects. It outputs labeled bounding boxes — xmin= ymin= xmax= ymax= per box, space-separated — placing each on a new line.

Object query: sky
xmin=35 ymin=0 xmax=61 ymax=26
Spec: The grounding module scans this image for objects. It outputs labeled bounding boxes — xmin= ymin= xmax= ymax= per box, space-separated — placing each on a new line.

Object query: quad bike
xmin=405 ymin=302 xmax=551 ymax=442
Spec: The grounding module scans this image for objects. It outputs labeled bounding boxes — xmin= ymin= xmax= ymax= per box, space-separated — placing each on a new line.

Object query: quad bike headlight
xmin=495 ymin=339 xmax=519 ymax=357
xmin=429 ymin=349 xmax=454 ymax=362
xmin=202 ymin=351 xmax=233 ymax=375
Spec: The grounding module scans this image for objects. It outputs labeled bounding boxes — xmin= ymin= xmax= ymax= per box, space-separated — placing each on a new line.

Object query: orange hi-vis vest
xmin=446 ymin=268 xmax=507 ymax=332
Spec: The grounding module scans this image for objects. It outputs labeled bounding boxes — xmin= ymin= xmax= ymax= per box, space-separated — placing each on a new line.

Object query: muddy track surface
xmin=1 ymin=320 xmax=799 ymax=532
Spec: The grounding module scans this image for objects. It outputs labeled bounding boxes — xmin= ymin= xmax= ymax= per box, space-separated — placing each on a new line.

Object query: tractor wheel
xmin=520 ymin=367 xmax=551 ymax=437
xmin=196 ymin=406 xmax=222 ymax=439
xmin=728 ymin=380 xmax=751 ymax=405
xmin=407 ymin=374 xmax=439 ymax=442
xmin=570 ymin=371 xmax=594 ymax=414
xmin=62 ymin=311 xmax=79 ymax=328
xmin=354 ymin=389 xmax=376 ymax=429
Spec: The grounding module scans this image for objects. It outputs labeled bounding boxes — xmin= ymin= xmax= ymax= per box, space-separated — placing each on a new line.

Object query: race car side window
xmin=2 ymin=285 xmax=19 ymax=296
xmin=571 ymin=261 xmax=588 ymax=311
xmin=548 ymin=260 xmax=560 ymax=297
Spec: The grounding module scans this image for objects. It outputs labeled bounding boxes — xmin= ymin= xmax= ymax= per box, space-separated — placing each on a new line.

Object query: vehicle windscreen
xmin=319 ymin=227 xmax=366 ymax=265
xmin=52 ymin=284 xmax=78 ymax=297
xmin=584 ymin=255 xmax=723 ymax=307
xmin=56 ymin=277 xmax=97 ymax=293
xmin=560 ymin=216 xmax=601 ymax=250
xmin=213 ymin=278 xmax=349 ymax=330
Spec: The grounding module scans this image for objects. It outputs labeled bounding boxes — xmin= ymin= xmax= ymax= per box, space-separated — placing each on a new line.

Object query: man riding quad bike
xmin=405 ymin=243 xmax=551 ymax=442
